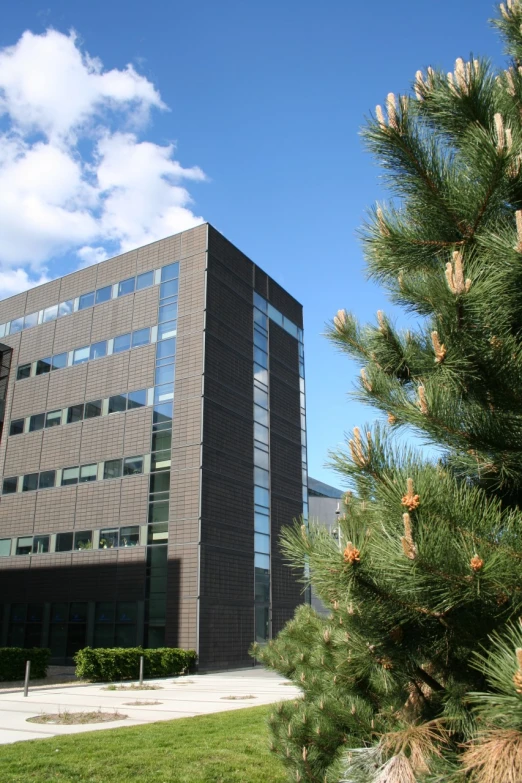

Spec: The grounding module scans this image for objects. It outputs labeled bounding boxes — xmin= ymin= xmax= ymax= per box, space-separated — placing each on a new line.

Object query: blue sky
xmin=1 ymin=0 xmax=505 ymax=488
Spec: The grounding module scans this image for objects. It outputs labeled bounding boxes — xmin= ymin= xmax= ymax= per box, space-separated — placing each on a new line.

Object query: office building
xmin=0 ymin=224 xmax=307 ymax=669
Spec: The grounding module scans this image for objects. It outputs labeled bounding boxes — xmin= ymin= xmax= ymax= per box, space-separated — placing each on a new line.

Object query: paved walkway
xmin=0 ymin=667 xmax=300 ymax=745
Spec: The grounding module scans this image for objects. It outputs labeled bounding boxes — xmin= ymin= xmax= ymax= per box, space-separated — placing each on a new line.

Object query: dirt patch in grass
xmin=126 ymin=700 xmax=162 ymax=706
xmin=27 ymin=710 xmax=127 ymax=725
xmin=103 ymin=684 xmax=163 ymax=691
xmin=221 ymin=694 xmax=257 ymax=700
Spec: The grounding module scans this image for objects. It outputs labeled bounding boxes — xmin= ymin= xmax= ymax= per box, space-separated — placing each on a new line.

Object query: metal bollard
xmin=23 ymin=660 xmax=31 ymax=697
xmin=139 ymin=655 xmax=144 ymax=686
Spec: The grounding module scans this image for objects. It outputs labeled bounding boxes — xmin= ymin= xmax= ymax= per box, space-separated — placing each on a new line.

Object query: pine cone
xmin=513 ymin=670 xmax=522 ymax=694
xmin=470 ymin=555 xmax=484 ymax=572
xmin=344 ymin=542 xmax=361 ymax=564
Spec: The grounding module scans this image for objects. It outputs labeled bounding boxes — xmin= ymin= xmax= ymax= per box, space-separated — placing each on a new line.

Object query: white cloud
xmin=0 ymin=28 xmax=206 ymax=300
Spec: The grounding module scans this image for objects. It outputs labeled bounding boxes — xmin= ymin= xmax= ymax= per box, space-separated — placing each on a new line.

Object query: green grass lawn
xmin=0 ymin=705 xmax=288 ymax=783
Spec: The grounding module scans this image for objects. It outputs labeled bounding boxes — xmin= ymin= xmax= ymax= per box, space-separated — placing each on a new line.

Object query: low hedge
xmin=0 ymin=647 xmax=51 ymax=681
xmin=74 ymin=647 xmax=197 ymax=682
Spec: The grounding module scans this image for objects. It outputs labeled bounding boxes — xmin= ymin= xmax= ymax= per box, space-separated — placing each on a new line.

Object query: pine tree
xmin=253 ymin=3 xmax=522 ymax=781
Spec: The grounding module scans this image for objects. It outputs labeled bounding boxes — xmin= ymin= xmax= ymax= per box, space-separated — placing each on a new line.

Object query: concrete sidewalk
xmin=0 ymin=667 xmax=300 ymax=745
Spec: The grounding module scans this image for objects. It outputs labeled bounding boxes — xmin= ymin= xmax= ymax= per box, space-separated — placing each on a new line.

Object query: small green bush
xmin=74 ymin=647 xmax=197 ymax=682
xmin=0 ymin=647 xmax=51 ymax=680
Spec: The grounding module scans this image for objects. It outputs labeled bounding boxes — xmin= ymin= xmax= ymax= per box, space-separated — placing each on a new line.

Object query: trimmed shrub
xmin=0 ymin=647 xmax=51 ymax=681
xmin=74 ymin=647 xmax=197 ymax=682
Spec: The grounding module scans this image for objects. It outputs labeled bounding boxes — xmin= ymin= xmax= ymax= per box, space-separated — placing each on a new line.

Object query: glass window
xmin=108 ymin=394 xmax=127 ymax=414
xmin=156 ymin=337 xmax=176 ymax=359
xmin=52 ymin=353 xmax=67 ymax=370
xmin=160 ymin=278 xmax=179 ymax=299
xmin=16 ymin=537 xmax=33 ymax=555
xmin=147 ymin=522 xmax=168 ymax=544
xmin=255 ymin=532 xmax=270 ymax=555
xmin=36 ymin=358 xmax=52 ymax=375
xmin=255 ymin=511 xmax=270 ymax=534
xmin=152 ymin=430 xmax=171 ymax=452
xmin=33 ymin=535 xmax=50 ymax=554
xmin=254 ymin=364 xmax=268 ymax=386
xmin=3 ymin=477 xmax=18 ymax=494
xmin=43 ymin=304 xmax=58 ymax=323
xmin=267 ymin=303 xmax=283 ymax=327
xmin=127 ymin=389 xmax=146 ymax=409
xmin=254 ymin=308 xmax=268 ymax=329
xmin=152 ymin=402 xmax=173 ymax=426
xmin=84 ymin=400 xmax=102 ymax=419
xmin=155 ymin=364 xmax=175 ymax=386
xmin=255 ymin=566 xmax=270 ymax=602
xmin=73 ymin=346 xmax=89 ymax=365
xmin=78 ymin=291 xmax=95 ymax=310
xmin=123 ymin=456 xmax=143 ymax=476
xmin=95 ymin=602 xmax=115 ymax=623
xmin=150 ymin=471 xmax=170 ymax=494
xmin=74 ymin=532 xmax=92 ymax=551
xmin=255 ymin=604 xmax=270 ymax=643
xmin=132 ymin=327 xmax=150 ymax=348
xmin=10 ymin=317 xmax=24 ymax=334
xmin=79 ymin=463 xmax=97 ymax=483
xmin=39 ymin=470 xmax=56 ymax=489
xmin=254 ymin=486 xmax=270 ymax=507
xmin=95 ymin=286 xmax=112 ymax=304
xmin=136 ymin=270 xmax=154 ymax=290
xmin=151 ymin=451 xmax=171 ymax=472
xmin=90 ymin=341 xmax=107 ymax=360
xmin=255 ymin=552 xmax=270 ymax=569
xmin=17 ymin=364 xmax=31 ymax=380
xmin=9 ymin=419 xmax=24 ymax=436
xmin=0 ymin=539 xmax=11 ymax=557
xmin=45 ymin=409 xmax=62 ymax=428
xmin=114 ymin=333 xmax=131 ymax=353
xmin=62 ymin=466 xmax=80 ymax=486
xmin=254 ymin=448 xmax=269 ymax=470
xmin=254 ymin=329 xmax=268 ymax=352
xmin=254 ymin=404 xmax=268 ymax=427
xmin=118 ymin=277 xmax=135 ymax=297
xmin=24 ymin=312 xmax=38 ymax=329
xmin=67 ymin=404 xmax=84 ymax=424
xmin=254 ymin=347 xmax=268 ymax=368
xmin=160 ymin=261 xmax=179 ymax=282
xmin=254 ymin=423 xmax=269 ymax=445
xmin=56 ymin=532 xmax=73 ymax=552
xmin=120 ymin=526 xmax=140 ymax=547
xmin=283 ymin=317 xmax=299 ymax=339
xmin=104 ymin=459 xmax=122 ymax=480
xmin=0 ymin=323 xmax=4 ymax=338
xmin=255 ymin=467 xmax=270 ymax=489
xmin=159 ymin=302 xmax=178 ymax=323
xmin=58 ymin=300 xmax=73 ymax=317
xmin=254 ymin=386 xmax=268 ymax=409
xmin=158 ymin=320 xmax=177 ymax=340
xmin=28 ymin=413 xmax=45 ymax=432
xmin=23 ymin=473 xmax=39 ymax=492
xmin=154 ymin=383 xmax=174 ymax=403
xmin=99 ymin=529 xmax=119 ymax=549
xmin=149 ymin=500 xmax=169 ymax=523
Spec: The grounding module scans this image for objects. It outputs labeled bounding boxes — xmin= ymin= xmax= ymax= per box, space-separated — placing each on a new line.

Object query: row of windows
xmin=9 ymin=387 xmax=152 ymax=437
xmin=253 ymin=292 xmax=303 ymax=342
xmin=0 ymin=261 xmax=179 ymax=340
xmin=2 ymin=453 xmax=148 ymax=495
xmin=0 ymin=525 xmax=142 ymax=557
xmin=253 ymin=301 xmax=271 ymax=639
xmin=16 ymin=323 xmax=163 ymax=381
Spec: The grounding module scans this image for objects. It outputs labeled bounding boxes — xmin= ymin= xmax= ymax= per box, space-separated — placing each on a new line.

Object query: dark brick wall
xmin=201 ymin=227 xmax=304 ymax=667
xmin=268 ymin=322 xmax=304 ymax=635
